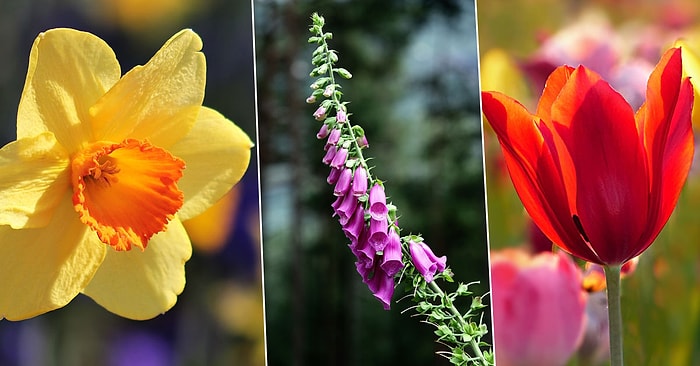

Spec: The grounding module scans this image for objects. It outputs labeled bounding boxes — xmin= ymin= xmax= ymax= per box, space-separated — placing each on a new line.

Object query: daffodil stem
xmin=604 ymin=264 xmax=624 ymax=366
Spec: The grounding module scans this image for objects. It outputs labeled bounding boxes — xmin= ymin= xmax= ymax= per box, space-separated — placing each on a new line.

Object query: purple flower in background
xmin=109 ymin=331 xmax=172 ymax=366
xmin=409 ymin=241 xmax=447 ymax=283
xmin=352 ymin=166 xmax=368 ymax=196
xmin=368 ymin=183 xmax=388 ymax=220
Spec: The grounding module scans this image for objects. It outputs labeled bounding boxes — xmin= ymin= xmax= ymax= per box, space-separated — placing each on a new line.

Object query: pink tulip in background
xmin=491 ymin=249 xmax=587 ymax=366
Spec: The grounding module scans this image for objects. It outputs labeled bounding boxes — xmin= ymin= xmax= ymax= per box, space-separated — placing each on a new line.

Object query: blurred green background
xmin=478 ymin=0 xmax=700 ymax=364
xmin=0 ymin=1 xmax=263 ymax=365
xmin=256 ymin=1 xmax=490 ymax=365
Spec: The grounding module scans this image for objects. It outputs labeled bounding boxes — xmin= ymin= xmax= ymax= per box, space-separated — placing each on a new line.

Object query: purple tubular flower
xmin=334 ymin=168 xmax=353 ymax=196
xmin=352 ymin=228 xmax=376 ymax=269
xmin=367 ymin=265 xmax=395 ymax=310
xmin=369 ymin=217 xmax=389 ymax=251
xmin=409 ymin=241 xmax=447 ymax=283
xmin=322 ymin=146 xmax=337 ymax=165
xmin=380 ymin=227 xmax=404 ymax=276
xmin=327 ymin=167 xmax=341 ymax=185
xmin=352 ymin=166 xmax=368 ymax=197
xmin=355 ymin=260 xmax=370 ymax=280
xmin=313 ymin=106 xmax=327 ymax=120
xmin=342 ymin=205 xmax=365 ymax=242
xmin=331 ymin=195 xmax=343 ymax=215
xmin=306 ymin=95 xmax=316 ymax=104
xmin=330 ymin=147 xmax=348 ymax=169
xmin=336 ymin=109 xmax=348 ymax=124
xmin=368 ymin=184 xmax=388 ymax=220
xmin=336 ymin=192 xmax=358 ymax=225
xmin=326 ymin=128 xmax=341 ymax=146
xmin=316 ymin=123 xmax=330 ymax=139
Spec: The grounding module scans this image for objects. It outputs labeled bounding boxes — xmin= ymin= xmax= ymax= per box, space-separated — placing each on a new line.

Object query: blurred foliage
xmin=0 ymin=1 xmax=263 ymax=365
xmin=256 ymin=1 xmax=489 ymax=365
xmin=478 ymin=0 xmax=700 ymax=365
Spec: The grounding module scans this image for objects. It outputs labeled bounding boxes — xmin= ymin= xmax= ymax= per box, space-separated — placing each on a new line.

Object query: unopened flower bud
xmin=336 ymin=109 xmax=348 ymax=124
xmin=356 ymin=134 xmax=369 ymax=148
xmin=316 ymin=123 xmax=330 ymax=139
xmin=313 ymin=106 xmax=327 ymax=121
xmin=323 ymin=85 xmax=334 ymax=97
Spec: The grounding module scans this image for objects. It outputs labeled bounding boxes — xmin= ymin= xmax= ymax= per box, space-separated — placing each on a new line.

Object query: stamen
xmin=71 ymin=139 xmax=185 ymax=251
xmin=572 ymin=214 xmax=590 ymax=242
xmin=88 ymin=156 xmax=121 ymax=186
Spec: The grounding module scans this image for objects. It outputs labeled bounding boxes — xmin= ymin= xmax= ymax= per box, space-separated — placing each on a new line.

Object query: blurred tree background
xmin=255 ymin=1 xmax=490 ymax=365
xmin=0 ymin=1 xmax=263 ymax=365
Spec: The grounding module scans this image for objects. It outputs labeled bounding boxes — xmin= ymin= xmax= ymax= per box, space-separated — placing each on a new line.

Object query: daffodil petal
xmin=169 ymin=107 xmax=253 ymax=221
xmin=0 ymin=193 xmax=106 ymax=320
xmin=0 ymin=132 xmax=70 ymax=228
xmin=17 ymin=28 xmax=121 ymax=154
xmin=90 ymin=29 xmax=205 ymax=148
xmin=82 ymin=218 xmax=192 ymax=320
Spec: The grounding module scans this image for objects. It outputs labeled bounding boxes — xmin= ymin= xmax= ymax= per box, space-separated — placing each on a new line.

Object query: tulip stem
xmin=603 ymin=264 xmax=624 ymax=366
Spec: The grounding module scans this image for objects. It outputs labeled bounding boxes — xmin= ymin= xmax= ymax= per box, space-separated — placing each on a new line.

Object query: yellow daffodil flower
xmin=0 ymin=28 xmax=253 ymax=321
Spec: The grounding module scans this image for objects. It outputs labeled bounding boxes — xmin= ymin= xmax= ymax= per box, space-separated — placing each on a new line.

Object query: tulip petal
xmin=637 ymin=47 xmax=694 ymax=257
xmin=0 ymin=193 xmax=106 ymax=320
xmin=168 ymin=107 xmax=253 ymax=221
xmin=536 ymin=65 xmax=575 ymax=121
xmin=482 ymin=92 xmax=596 ymax=262
xmin=82 ymin=218 xmax=192 ymax=320
xmin=90 ymin=29 xmax=206 ymax=148
xmin=17 ymin=28 xmax=121 ymax=154
xmin=0 ymin=132 xmax=70 ymax=228
xmin=550 ymin=66 xmax=649 ymax=264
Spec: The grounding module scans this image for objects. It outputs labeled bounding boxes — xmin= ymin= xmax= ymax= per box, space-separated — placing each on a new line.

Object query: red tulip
xmin=481 ymin=47 xmax=694 ymax=265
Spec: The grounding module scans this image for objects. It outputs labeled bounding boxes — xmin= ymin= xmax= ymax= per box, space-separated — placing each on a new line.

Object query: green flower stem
xmin=603 ymin=264 xmax=624 ymax=366
xmin=428 ymin=281 xmax=488 ymax=365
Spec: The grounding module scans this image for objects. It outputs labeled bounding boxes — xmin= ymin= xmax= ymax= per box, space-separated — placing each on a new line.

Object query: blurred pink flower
xmin=491 ymin=249 xmax=587 ymax=366
xmin=521 ymin=11 xmax=655 ymax=110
